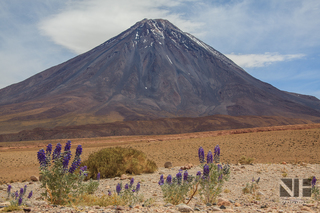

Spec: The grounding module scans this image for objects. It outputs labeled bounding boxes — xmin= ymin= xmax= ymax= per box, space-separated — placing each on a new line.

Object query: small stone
xmin=30 ymin=175 xmax=39 ymax=182
xmin=301 ymin=206 xmax=312 ymax=211
xmin=223 ymin=209 xmax=234 ymax=212
xmin=164 ymin=162 xmax=173 ymax=168
xmin=261 ymin=205 xmax=267 ymax=208
xmin=23 ymin=208 xmax=31 ymax=212
xmin=152 ymin=193 xmax=157 ymax=196
xmin=120 ymin=174 xmax=128 ymax=180
xmin=281 ymin=161 xmax=287 ymax=165
xmin=278 ymin=210 xmax=284 ymax=213
xmin=0 ymin=201 xmax=10 ymax=207
xmin=257 ymin=191 xmax=264 ymax=196
xmin=219 ymin=205 xmax=226 ymax=209
xmin=116 ymin=206 xmax=125 ymax=210
xmin=234 ymin=202 xmax=241 ymax=207
xmin=234 ymin=168 xmax=240 ymax=171
xmin=164 ymin=203 xmax=173 ymax=207
xmin=217 ymin=198 xmax=231 ymax=206
xmin=88 ymin=211 xmax=95 ymax=213
xmin=194 ymin=207 xmax=201 ymax=211
xmin=211 ymin=206 xmax=222 ymax=211
xmin=177 ymin=204 xmax=193 ymax=212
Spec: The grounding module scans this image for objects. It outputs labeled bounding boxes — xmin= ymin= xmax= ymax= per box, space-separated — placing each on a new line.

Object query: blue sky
xmin=1 ymin=0 xmax=320 ymax=98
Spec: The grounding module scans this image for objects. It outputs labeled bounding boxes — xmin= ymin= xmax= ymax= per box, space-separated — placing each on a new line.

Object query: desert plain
xmin=0 ymin=123 xmax=320 ymax=184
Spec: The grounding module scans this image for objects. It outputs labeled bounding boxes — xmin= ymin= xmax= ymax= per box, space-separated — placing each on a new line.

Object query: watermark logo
xmin=280 ymin=178 xmax=312 ymax=197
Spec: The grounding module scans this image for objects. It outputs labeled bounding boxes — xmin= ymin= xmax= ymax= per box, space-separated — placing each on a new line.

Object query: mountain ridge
xmin=0 ymin=18 xmax=319 ymax=134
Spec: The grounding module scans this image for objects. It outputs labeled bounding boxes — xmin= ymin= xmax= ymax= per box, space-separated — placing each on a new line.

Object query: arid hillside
xmin=0 ymin=123 xmax=319 ymax=184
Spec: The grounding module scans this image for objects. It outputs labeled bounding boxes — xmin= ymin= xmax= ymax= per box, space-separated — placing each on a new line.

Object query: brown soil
xmin=0 ymin=123 xmax=319 ymax=184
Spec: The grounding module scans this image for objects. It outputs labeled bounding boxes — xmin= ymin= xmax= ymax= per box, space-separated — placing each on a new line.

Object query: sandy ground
xmin=0 ymin=125 xmax=319 ymax=184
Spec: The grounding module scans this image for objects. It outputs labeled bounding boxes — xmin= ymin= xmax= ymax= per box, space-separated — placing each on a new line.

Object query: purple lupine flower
xmin=7 ymin=185 xmax=12 ymax=194
xmin=130 ymin=178 xmax=134 ymax=186
xmin=19 ymin=188 xmax=24 ymax=197
xmin=176 ymin=171 xmax=182 ymax=184
xmin=62 ymin=152 xmax=71 ymax=169
xmin=196 ymin=171 xmax=201 ymax=177
xmin=80 ymin=166 xmax=88 ymax=176
xmin=46 ymin=143 xmax=52 ymax=155
xmin=97 ymin=172 xmax=100 ymax=181
xmin=27 ymin=191 xmax=33 ymax=199
xmin=125 ymin=183 xmax=129 ymax=190
xmin=64 ymin=140 xmax=71 ymax=152
xmin=18 ymin=197 xmax=23 ymax=206
xmin=312 ymin=176 xmax=317 ymax=188
xmin=203 ymin=164 xmax=210 ymax=176
xmin=132 ymin=189 xmax=135 ymax=192
xmin=52 ymin=143 xmax=62 ymax=160
xmin=158 ymin=178 xmax=164 ymax=186
xmin=252 ymin=177 xmax=255 ymax=182
xmin=166 ymin=175 xmax=172 ymax=184
xmin=116 ymin=183 xmax=121 ymax=195
xmin=256 ymin=177 xmax=260 ymax=184
xmin=37 ymin=149 xmax=46 ymax=168
xmin=23 ymin=185 xmax=27 ymax=196
xmin=214 ymin=145 xmax=220 ymax=157
xmin=69 ymin=158 xmax=81 ymax=174
xmin=198 ymin=147 xmax=205 ymax=163
xmin=183 ymin=170 xmax=188 ymax=182
xmin=136 ymin=182 xmax=140 ymax=192
xmin=108 ymin=190 xmax=112 ymax=196
xmin=15 ymin=191 xmax=19 ymax=199
xmin=207 ymin=150 xmax=213 ymax=164
xmin=75 ymin=145 xmax=82 ymax=158
xmin=217 ymin=164 xmax=222 ymax=171
xmin=218 ymin=174 xmax=223 ymax=181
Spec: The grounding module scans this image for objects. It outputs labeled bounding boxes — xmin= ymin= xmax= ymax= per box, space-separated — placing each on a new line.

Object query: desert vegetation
xmin=0 ymin=124 xmax=320 ymax=184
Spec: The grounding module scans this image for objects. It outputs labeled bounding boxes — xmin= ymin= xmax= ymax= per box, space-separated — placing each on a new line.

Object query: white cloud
xmin=39 ymin=0 xmax=201 ymax=54
xmin=225 ymin=53 xmax=305 ymax=68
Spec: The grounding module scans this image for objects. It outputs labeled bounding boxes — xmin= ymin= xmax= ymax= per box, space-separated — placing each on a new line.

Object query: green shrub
xmin=82 ymin=147 xmax=158 ymax=179
xmin=238 ymin=155 xmax=255 ymax=165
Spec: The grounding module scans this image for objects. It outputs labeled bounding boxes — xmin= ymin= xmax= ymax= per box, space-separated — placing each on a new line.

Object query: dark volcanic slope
xmin=0 ymin=19 xmax=320 ymax=134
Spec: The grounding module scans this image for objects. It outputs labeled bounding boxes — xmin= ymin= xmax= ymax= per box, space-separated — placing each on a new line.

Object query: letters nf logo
xmin=280 ymin=178 xmax=312 ymax=197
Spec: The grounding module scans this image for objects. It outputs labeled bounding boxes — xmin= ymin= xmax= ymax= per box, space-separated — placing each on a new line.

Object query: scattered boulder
xmin=164 ymin=162 xmax=173 ymax=168
xmin=217 ymin=198 xmax=231 ymax=206
xmin=177 ymin=204 xmax=193 ymax=212
xmin=30 ymin=175 xmax=39 ymax=182
xmin=180 ymin=163 xmax=193 ymax=170
xmin=120 ymin=174 xmax=128 ymax=180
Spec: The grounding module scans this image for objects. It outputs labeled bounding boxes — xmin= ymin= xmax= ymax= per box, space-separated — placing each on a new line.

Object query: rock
xmin=300 ymin=206 xmax=312 ymax=211
xmin=177 ymin=204 xmax=193 ymax=212
xmin=281 ymin=161 xmax=287 ymax=165
xmin=235 ymin=202 xmax=241 ymax=207
xmin=233 ymin=168 xmax=240 ymax=171
xmin=0 ymin=186 xmax=4 ymax=190
xmin=181 ymin=163 xmax=193 ymax=170
xmin=217 ymin=198 xmax=231 ymax=206
xmin=219 ymin=205 xmax=226 ymax=209
xmin=23 ymin=208 xmax=31 ymax=212
xmin=194 ymin=207 xmax=201 ymax=211
xmin=211 ymin=206 xmax=222 ymax=211
xmin=164 ymin=162 xmax=173 ymax=168
xmin=30 ymin=175 xmax=39 ymax=182
xmin=0 ymin=201 xmax=10 ymax=207
xmin=116 ymin=206 xmax=125 ymax=210
xmin=120 ymin=174 xmax=128 ymax=180
xmin=257 ymin=191 xmax=264 ymax=196
xmin=223 ymin=209 xmax=234 ymax=212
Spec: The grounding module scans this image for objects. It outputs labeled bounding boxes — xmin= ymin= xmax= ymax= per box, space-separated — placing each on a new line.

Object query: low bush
xmin=238 ymin=155 xmax=255 ymax=165
xmin=82 ymin=147 xmax=157 ymax=179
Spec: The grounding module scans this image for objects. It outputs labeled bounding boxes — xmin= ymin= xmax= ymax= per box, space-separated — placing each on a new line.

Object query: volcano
xmin=0 ymin=18 xmax=320 ymax=134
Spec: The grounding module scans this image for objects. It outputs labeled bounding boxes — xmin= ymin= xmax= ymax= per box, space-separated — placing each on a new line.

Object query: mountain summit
xmin=0 ymin=18 xmax=320 ymax=133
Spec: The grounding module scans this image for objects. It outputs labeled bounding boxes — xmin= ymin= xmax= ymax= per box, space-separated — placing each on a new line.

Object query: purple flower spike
xmin=218 ymin=174 xmax=223 ymax=181
xmin=108 ymin=190 xmax=112 ymax=196
xmin=207 ymin=150 xmax=213 ymax=164
xmin=15 ymin=191 xmax=19 ymax=199
xmin=37 ymin=149 xmax=46 ymax=168
xmin=125 ymin=183 xmax=129 ymax=190
xmin=62 ymin=152 xmax=71 ymax=169
xmin=217 ymin=164 xmax=222 ymax=171
xmin=52 ymin=143 xmax=62 ymax=160
xmin=28 ymin=191 xmax=33 ymax=199
xmin=203 ymin=164 xmax=210 ymax=176
xmin=97 ymin=172 xmax=100 ymax=181
xmin=183 ymin=170 xmax=188 ymax=182
xmin=46 ymin=143 xmax=52 ymax=155
xmin=75 ymin=145 xmax=82 ymax=158
xmin=19 ymin=188 xmax=24 ymax=197
xmin=158 ymin=178 xmax=164 ymax=186
xmin=18 ymin=197 xmax=23 ymax=206
xmin=7 ymin=185 xmax=12 ymax=194
xmin=166 ymin=175 xmax=172 ymax=184
xmin=64 ymin=140 xmax=71 ymax=152
xmin=130 ymin=178 xmax=134 ymax=186
xmin=312 ymin=176 xmax=317 ymax=188
xmin=252 ymin=177 xmax=255 ymax=182
xmin=196 ymin=171 xmax=201 ymax=177
xmin=132 ymin=189 xmax=135 ymax=192
xmin=198 ymin=147 xmax=205 ymax=163
xmin=69 ymin=158 xmax=81 ymax=174
xmin=214 ymin=145 xmax=220 ymax=157
xmin=116 ymin=183 xmax=122 ymax=195
xmin=136 ymin=182 xmax=140 ymax=192
xmin=176 ymin=171 xmax=182 ymax=184
xmin=256 ymin=177 xmax=260 ymax=184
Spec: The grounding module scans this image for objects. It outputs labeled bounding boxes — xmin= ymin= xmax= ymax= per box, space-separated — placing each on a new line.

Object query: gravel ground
xmin=1 ymin=163 xmax=320 ymax=212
